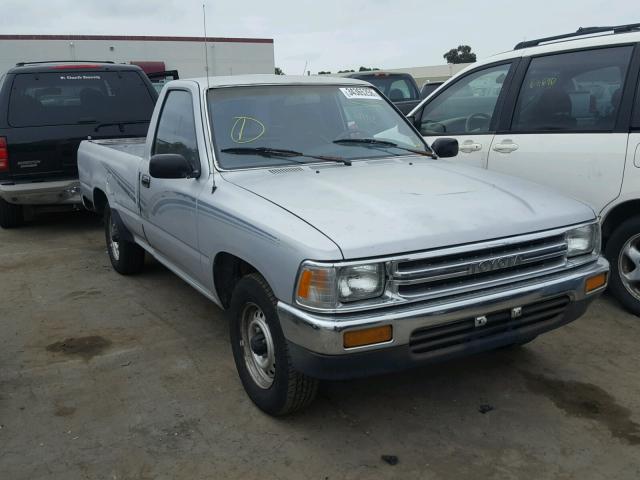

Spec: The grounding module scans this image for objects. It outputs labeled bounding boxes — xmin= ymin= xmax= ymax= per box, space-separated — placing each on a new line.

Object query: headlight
xmin=566 ymin=224 xmax=600 ymax=258
xmin=296 ymin=262 xmax=385 ymax=309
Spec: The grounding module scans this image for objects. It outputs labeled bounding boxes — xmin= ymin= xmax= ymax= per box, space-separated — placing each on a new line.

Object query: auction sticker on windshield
xmin=339 ymin=87 xmax=381 ymax=100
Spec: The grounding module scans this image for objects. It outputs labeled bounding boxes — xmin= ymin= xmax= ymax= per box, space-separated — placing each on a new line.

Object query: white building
xmin=0 ymin=34 xmax=275 ymax=78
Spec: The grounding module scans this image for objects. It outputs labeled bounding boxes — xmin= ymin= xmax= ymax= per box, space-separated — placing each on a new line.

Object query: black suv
xmin=0 ymin=61 xmax=158 ymax=228
xmin=345 ymin=72 xmax=421 ymax=114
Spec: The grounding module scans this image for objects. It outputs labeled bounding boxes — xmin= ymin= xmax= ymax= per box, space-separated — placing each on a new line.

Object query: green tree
xmin=274 ymin=67 xmax=285 ymax=75
xmin=338 ymin=69 xmax=355 ymax=73
xmin=318 ymin=71 xmax=332 ymax=75
xmin=443 ymin=45 xmax=477 ymax=64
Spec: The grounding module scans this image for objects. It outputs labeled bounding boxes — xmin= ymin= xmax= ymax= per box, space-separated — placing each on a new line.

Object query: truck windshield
xmin=208 ymin=85 xmax=429 ymax=170
xmin=8 ymin=71 xmax=155 ymax=128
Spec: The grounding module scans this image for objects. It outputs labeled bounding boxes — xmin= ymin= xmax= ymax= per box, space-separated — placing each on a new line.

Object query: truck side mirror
xmin=431 ymin=138 xmax=459 ymax=158
xmin=149 ymin=153 xmax=194 ymax=179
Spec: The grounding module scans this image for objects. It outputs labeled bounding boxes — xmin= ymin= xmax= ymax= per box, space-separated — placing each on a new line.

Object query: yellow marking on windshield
xmin=231 ymin=116 xmax=266 ymax=144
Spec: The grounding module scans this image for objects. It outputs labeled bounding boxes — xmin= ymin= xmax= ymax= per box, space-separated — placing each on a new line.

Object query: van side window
xmin=153 ymin=90 xmax=200 ymax=170
xmin=512 ymin=46 xmax=633 ymax=132
xmin=419 ymin=63 xmax=512 ymax=135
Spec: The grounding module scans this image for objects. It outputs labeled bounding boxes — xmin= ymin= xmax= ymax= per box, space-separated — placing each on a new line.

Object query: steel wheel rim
xmin=619 ymin=233 xmax=640 ymax=301
xmin=240 ymin=302 xmax=276 ymax=389
xmin=108 ymin=215 xmax=120 ymax=261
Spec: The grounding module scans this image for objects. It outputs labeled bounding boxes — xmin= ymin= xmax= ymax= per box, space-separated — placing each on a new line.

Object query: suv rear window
xmin=8 ymin=71 xmax=155 ymax=127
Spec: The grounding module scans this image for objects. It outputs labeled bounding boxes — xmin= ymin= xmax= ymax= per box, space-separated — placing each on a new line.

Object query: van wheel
xmin=0 ymin=198 xmax=24 ymax=229
xmin=104 ymin=205 xmax=145 ymax=275
xmin=605 ymin=216 xmax=640 ymax=316
xmin=229 ymin=273 xmax=318 ymax=416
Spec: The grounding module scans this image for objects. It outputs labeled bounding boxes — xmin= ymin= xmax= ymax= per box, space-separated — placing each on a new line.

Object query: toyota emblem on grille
xmin=470 ymin=254 xmax=523 ymax=274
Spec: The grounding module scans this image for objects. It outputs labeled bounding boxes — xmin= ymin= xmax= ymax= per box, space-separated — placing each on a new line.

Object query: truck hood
xmin=221 ymin=158 xmax=595 ymax=259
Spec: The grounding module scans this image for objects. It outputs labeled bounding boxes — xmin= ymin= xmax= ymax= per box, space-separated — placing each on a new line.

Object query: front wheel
xmin=104 ymin=205 xmax=145 ymax=275
xmin=0 ymin=198 xmax=24 ymax=229
xmin=605 ymin=216 xmax=640 ymax=316
xmin=229 ymin=273 xmax=318 ymax=415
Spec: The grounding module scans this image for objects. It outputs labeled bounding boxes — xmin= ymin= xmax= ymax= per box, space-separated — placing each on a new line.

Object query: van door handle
xmin=459 ymin=142 xmax=482 ymax=153
xmin=141 ymin=174 xmax=151 ymax=188
xmin=493 ymin=141 xmax=519 ymax=153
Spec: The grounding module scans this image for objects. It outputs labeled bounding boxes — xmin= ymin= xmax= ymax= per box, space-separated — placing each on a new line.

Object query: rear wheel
xmin=229 ymin=273 xmax=318 ymax=415
xmin=104 ymin=204 xmax=145 ymax=275
xmin=605 ymin=216 xmax=640 ymax=316
xmin=0 ymin=198 xmax=24 ymax=229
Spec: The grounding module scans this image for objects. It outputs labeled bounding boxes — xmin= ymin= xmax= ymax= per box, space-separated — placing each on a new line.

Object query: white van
xmin=410 ymin=24 xmax=640 ymax=315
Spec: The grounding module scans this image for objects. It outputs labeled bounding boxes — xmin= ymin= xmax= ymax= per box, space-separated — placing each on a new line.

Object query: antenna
xmin=202 ymin=3 xmax=211 ymax=88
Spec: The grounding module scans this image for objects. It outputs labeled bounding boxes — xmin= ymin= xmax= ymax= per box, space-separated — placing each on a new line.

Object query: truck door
xmin=487 ymin=46 xmax=634 ymax=212
xmin=139 ymin=88 xmax=206 ymax=278
xmin=415 ymin=61 xmax=515 ymax=168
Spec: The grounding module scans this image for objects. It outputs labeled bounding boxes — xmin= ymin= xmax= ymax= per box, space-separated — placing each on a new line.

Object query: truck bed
xmin=78 ymin=137 xmax=147 ymax=223
xmin=87 ymin=137 xmax=147 ymax=157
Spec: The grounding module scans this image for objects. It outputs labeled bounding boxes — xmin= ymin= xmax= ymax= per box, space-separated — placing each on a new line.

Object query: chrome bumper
xmin=278 ymin=257 xmax=609 ymax=356
xmin=0 ymin=179 xmax=82 ymax=205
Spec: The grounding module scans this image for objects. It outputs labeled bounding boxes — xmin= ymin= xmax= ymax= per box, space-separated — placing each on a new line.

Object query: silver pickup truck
xmin=78 ymin=75 xmax=609 ymax=415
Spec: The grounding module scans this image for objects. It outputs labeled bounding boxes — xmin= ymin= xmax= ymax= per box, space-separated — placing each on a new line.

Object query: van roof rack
xmin=15 ymin=60 xmax=115 ymax=67
xmin=514 ymin=23 xmax=640 ymax=50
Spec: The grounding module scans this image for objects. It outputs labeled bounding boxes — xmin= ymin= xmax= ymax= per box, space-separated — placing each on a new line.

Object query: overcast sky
xmin=0 ymin=0 xmax=636 ymax=73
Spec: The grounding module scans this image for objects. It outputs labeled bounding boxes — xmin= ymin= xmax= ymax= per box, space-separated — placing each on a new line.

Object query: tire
xmin=0 ymin=198 xmax=24 ymax=229
xmin=229 ymin=273 xmax=318 ymax=416
xmin=605 ymin=216 xmax=640 ymax=316
xmin=104 ymin=204 xmax=145 ymax=275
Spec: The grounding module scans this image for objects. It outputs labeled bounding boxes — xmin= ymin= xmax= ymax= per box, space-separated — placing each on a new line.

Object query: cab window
xmin=512 ymin=46 xmax=633 ymax=132
xmin=153 ymin=90 xmax=200 ymax=171
xmin=418 ymin=63 xmax=512 ymax=135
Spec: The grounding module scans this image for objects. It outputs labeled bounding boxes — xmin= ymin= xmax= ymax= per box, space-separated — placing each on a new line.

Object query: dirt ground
xmin=1 ymin=212 xmax=639 ymax=480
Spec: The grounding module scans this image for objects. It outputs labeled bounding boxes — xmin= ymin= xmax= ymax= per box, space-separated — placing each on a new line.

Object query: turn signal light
xmin=585 ymin=272 xmax=607 ymax=293
xmin=0 ymin=137 xmax=8 ymax=172
xmin=343 ymin=325 xmax=392 ymax=349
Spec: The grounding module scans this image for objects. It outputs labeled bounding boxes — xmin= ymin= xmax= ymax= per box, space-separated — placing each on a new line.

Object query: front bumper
xmin=278 ymin=257 xmax=608 ymax=380
xmin=0 ymin=179 xmax=81 ymax=205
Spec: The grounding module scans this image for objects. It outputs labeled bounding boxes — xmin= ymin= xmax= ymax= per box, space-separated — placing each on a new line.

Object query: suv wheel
xmin=104 ymin=204 xmax=145 ymax=275
xmin=605 ymin=217 xmax=640 ymax=316
xmin=229 ymin=273 xmax=318 ymax=415
xmin=0 ymin=198 xmax=24 ymax=229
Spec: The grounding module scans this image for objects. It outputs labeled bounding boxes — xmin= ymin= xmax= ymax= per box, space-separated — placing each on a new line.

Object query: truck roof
xmin=187 ymin=74 xmax=370 ymax=88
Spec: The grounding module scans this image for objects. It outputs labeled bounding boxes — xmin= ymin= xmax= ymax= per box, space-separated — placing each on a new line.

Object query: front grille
xmin=390 ymin=234 xmax=568 ymax=301
xmin=409 ymin=296 xmax=570 ymax=355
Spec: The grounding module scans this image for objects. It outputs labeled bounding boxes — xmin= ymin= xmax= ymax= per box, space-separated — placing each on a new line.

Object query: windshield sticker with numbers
xmin=339 ymin=87 xmax=381 ymax=100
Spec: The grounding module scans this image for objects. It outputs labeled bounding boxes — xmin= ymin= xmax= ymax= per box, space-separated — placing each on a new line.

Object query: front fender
xmin=198 ymin=179 xmax=342 ymax=303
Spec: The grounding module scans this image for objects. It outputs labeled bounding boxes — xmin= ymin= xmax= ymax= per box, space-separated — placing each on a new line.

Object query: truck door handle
xmin=492 ymin=141 xmax=519 ymax=153
xmin=141 ymin=174 xmax=151 ymax=188
xmin=459 ymin=142 xmax=482 ymax=153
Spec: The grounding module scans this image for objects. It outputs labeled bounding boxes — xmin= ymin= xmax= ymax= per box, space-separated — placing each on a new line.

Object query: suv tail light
xmin=0 ymin=137 xmax=8 ymax=172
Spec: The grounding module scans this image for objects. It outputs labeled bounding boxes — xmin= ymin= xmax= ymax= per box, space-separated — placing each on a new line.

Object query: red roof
xmin=0 ymin=34 xmax=273 ymax=44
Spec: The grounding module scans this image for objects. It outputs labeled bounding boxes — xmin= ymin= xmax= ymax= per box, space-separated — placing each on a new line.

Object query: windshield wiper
xmin=220 ymin=147 xmax=352 ymax=166
xmin=94 ymin=120 xmax=150 ymax=133
xmin=333 ymin=138 xmax=435 ymax=158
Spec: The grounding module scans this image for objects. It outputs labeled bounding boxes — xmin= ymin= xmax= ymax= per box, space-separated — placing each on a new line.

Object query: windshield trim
xmin=204 ymin=83 xmax=431 ymax=172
